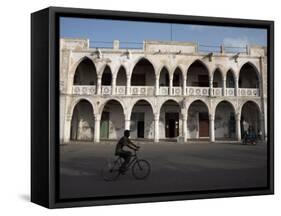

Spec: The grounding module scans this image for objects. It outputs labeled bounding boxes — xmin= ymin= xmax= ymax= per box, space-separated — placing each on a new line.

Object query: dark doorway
xmin=165 ymin=113 xmax=179 ymax=138
xmin=199 ymin=112 xmax=209 ymax=137
xmin=137 ymin=121 xmax=145 ymax=138
xmin=100 ymin=112 xmax=109 ymax=139
xmin=131 ymin=112 xmax=145 ymax=138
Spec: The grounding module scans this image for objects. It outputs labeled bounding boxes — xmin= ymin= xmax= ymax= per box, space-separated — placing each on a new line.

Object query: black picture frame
xmin=31 ymin=6 xmax=274 ymax=208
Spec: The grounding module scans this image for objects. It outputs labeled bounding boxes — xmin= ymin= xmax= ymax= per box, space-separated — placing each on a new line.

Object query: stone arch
xmin=238 ymin=62 xmax=260 ymax=88
xmin=214 ymin=100 xmax=236 ymax=140
xmin=226 ymin=69 xmax=236 ymax=88
xmin=73 ymin=56 xmax=97 ymax=85
xmin=213 ymin=99 xmax=237 ymax=115
xmin=158 ymin=98 xmax=181 ymax=113
xmin=129 ymin=98 xmax=155 ymax=119
xmin=70 ymin=99 xmax=95 ymax=141
xmin=240 ymin=100 xmax=262 ymax=136
xmin=159 ymin=66 xmax=170 ymax=87
xmin=99 ymin=99 xmax=125 ymax=139
xmin=116 ymin=65 xmax=127 ymax=86
xmin=68 ymin=97 xmax=96 ymax=119
xmin=98 ymin=98 xmax=126 ymax=115
xmin=186 ymin=59 xmax=210 ymax=87
xmin=211 ymin=65 xmax=225 ymax=76
xmin=130 ymin=99 xmax=155 ymax=139
xmin=131 ymin=57 xmax=156 ymax=86
xmin=187 ymin=99 xmax=210 ymax=139
xmin=173 ymin=67 xmax=183 ymax=87
xmin=186 ymin=98 xmax=210 ymax=114
xmin=157 ymin=64 xmax=171 ymax=77
xmin=101 ymin=65 xmax=112 ymax=86
xmin=70 ymin=56 xmax=95 ymax=77
xmin=212 ymin=68 xmax=223 ymax=87
xmin=159 ymin=99 xmax=181 ymax=139
xmin=239 ymin=99 xmax=262 ymax=115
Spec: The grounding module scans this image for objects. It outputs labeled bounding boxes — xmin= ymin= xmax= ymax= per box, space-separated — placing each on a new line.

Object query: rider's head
xmin=124 ymin=130 xmax=130 ymax=138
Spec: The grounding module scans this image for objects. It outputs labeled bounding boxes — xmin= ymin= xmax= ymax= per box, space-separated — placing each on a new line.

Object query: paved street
xmin=60 ymin=141 xmax=267 ymax=199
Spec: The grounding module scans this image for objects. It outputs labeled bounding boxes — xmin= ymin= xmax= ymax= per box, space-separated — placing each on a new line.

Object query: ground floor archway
xmin=100 ymin=99 xmax=125 ymax=140
xmin=130 ymin=100 xmax=154 ymax=139
xmin=240 ymin=101 xmax=261 ymax=137
xmin=70 ymin=100 xmax=95 ymax=141
xmin=187 ymin=100 xmax=209 ymax=139
xmin=215 ymin=101 xmax=236 ymax=140
xmin=159 ymin=100 xmax=181 ymax=139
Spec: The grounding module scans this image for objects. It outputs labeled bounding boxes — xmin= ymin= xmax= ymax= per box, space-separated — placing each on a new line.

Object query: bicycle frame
xmin=116 ymin=150 xmax=139 ymax=171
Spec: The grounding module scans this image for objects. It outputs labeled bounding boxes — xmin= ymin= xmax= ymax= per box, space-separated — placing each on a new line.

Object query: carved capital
xmin=154 ymin=113 xmax=160 ymax=121
xmin=209 ymin=114 xmax=215 ymax=121
xmin=94 ymin=113 xmax=101 ymax=121
xmin=235 ymin=112 xmax=241 ymax=121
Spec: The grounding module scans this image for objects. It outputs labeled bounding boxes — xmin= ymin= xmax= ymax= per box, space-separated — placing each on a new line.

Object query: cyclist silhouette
xmin=115 ymin=130 xmax=139 ymax=173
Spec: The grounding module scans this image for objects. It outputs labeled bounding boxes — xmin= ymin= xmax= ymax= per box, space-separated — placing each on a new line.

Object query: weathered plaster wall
xmin=71 ymin=101 xmax=95 ymax=141
xmin=215 ymin=103 xmax=236 ymax=139
xmin=187 ymin=103 xmax=208 ymax=139
xmin=102 ymin=103 xmax=124 ymax=139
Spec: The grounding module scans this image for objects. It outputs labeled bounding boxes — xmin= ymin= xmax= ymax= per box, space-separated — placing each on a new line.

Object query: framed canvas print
xmin=31 ymin=6 xmax=274 ymax=208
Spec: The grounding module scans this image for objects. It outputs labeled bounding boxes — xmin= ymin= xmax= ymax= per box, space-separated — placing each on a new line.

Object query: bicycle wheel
xmin=101 ymin=159 xmax=121 ymax=181
xmin=132 ymin=159 xmax=151 ymax=180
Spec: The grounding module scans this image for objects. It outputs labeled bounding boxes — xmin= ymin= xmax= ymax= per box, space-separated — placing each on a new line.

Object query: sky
xmin=60 ymin=17 xmax=267 ymax=52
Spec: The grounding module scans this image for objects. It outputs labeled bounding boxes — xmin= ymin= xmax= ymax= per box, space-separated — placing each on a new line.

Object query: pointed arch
xmin=240 ymin=100 xmax=262 ymax=136
xmin=116 ymin=65 xmax=127 ymax=86
xmin=226 ymin=69 xmax=236 ymax=88
xmin=239 ymin=62 xmax=260 ymax=88
xmin=100 ymin=99 xmax=125 ymax=139
xmin=130 ymin=99 xmax=155 ymax=139
xmin=101 ymin=65 xmax=112 ymax=86
xmin=159 ymin=66 xmax=170 ymax=87
xmin=187 ymin=100 xmax=210 ymax=139
xmin=73 ymin=57 xmax=97 ymax=85
xmin=214 ymin=100 xmax=236 ymax=140
xmin=159 ymin=99 xmax=181 ymax=139
xmin=70 ymin=99 xmax=95 ymax=141
xmin=212 ymin=68 xmax=223 ymax=87
xmin=173 ymin=67 xmax=183 ymax=86
xmin=131 ymin=57 xmax=156 ymax=86
xmin=187 ymin=60 xmax=210 ymax=87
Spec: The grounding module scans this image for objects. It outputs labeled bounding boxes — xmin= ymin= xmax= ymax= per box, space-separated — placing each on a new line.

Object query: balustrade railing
xmin=159 ymin=87 xmax=169 ymax=95
xmin=171 ymin=87 xmax=182 ymax=96
xmin=101 ymin=86 xmax=112 ymax=95
xmin=72 ymin=85 xmax=96 ymax=95
xmin=225 ymin=88 xmax=235 ymax=96
xmin=131 ymin=86 xmax=155 ymax=96
xmin=115 ymin=86 xmax=126 ymax=95
xmin=213 ymin=88 xmax=223 ymax=96
xmin=238 ymin=88 xmax=259 ymax=97
xmin=186 ymin=87 xmax=210 ymax=96
xmin=71 ymin=85 xmax=260 ymax=97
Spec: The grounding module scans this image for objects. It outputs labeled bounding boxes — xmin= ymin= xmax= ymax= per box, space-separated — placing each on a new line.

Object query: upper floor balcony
xmin=69 ymin=56 xmax=261 ymax=98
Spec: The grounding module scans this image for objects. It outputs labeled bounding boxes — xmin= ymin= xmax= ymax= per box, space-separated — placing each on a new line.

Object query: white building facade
xmin=60 ymin=38 xmax=267 ymax=144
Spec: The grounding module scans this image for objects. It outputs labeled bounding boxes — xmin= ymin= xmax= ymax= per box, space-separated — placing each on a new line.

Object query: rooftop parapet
xmin=60 ymin=38 xmax=89 ymax=50
xmin=143 ymin=40 xmax=197 ymax=53
xmin=249 ymin=45 xmax=267 ymax=56
xmin=60 ymin=38 xmax=267 ymax=56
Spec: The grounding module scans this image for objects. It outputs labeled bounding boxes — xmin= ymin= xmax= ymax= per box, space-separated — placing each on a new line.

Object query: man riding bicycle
xmin=115 ymin=130 xmax=139 ymax=173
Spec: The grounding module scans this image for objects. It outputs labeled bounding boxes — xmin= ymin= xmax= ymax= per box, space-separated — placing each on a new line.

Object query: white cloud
xmin=223 ymin=37 xmax=249 ymax=47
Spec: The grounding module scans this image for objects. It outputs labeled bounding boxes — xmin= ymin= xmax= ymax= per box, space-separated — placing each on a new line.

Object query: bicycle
xmin=101 ymin=148 xmax=151 ymax=181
